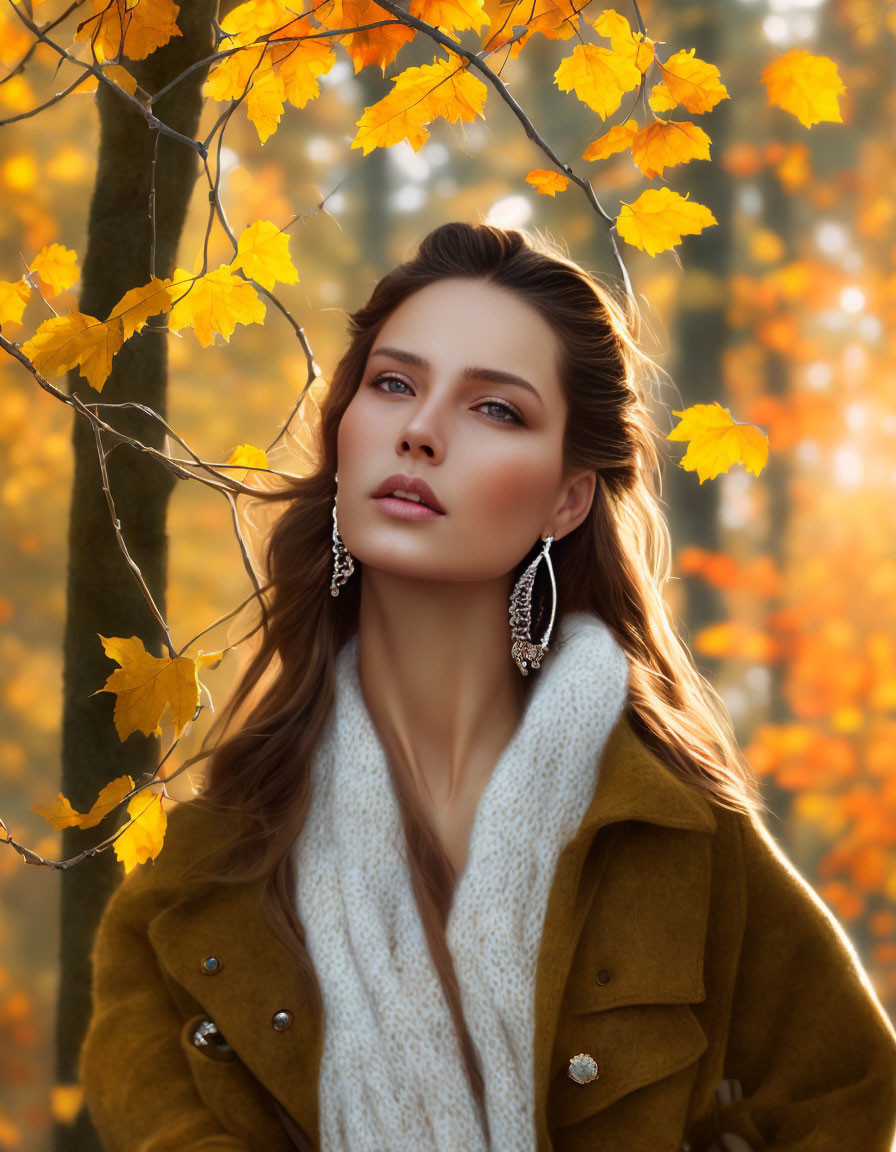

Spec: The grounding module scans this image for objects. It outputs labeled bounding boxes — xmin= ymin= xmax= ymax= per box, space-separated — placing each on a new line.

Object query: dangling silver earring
xmin=330 ymin=473 xmax=355 ymax=597
xmin=508 ymin=534 xmax=557 ymax=675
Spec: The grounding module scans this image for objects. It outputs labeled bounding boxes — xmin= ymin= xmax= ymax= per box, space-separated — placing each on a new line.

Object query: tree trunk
xmin=55 ymin=5 xmax=217 ymax=1149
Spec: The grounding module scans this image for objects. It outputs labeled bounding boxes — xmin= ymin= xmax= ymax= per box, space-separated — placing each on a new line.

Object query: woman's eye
xmin=371 ymin=375 xmax=522 ymax=425
xmin=476 ymin=400 xmax=523 ymax=425
xmin=373 ymin=374 xmax=411 ymax=395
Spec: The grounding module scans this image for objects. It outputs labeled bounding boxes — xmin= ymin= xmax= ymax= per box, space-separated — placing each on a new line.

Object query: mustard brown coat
xmin=79 ymin=713 xmax=896 ymax=1151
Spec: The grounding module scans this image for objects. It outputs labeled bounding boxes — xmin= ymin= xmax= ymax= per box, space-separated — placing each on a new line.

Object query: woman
xmin=80 ymin=222 xmax=896 ymax=1152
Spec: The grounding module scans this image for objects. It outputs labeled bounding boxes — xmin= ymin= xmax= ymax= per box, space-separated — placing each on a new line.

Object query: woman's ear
xmin=547 ymin=469 xmax=597 ymax=542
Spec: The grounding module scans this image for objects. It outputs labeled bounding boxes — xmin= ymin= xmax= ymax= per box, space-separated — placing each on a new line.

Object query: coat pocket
xmin=548 ymin=1001 xmax=709 ymax=1130
xmin=179 ymin=1013 xmax=299 ymax=1152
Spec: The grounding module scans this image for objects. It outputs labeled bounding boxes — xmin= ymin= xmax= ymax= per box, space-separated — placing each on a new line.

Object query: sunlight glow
xmin=719 ymin=470 xmax=754 ymax=531
xmin=815 ymin=221 xmax=849 ymax=256
xmin=763 ymin=0 xmax=823 ymax=42
xmin=306 ymin=136 xmax=336 ymax=164
xmin=845 ymin=404 xmax=867 ymax=433
xmin=833 ymin=446 xmax=864 ymax=489
xmin=389 ymin=142 xmax=430 ymax=181
xmin=391 ymin=183 xmax=426 ymax=212
xmin=840 ymin=286 xmax=866 ymax=313
xmin=326 ymin=190 xmax=346 ymax=214
xmin=737 ymin=185 xmax=762 ymax=215
xmin=806 ymin=362 xmax=833 ymax=389
xmin=218 ymin=146 xmax=239 ymax=174
xmin=423 ymin=143 xmax=450 ymax=167
xmin=485 ymin=195 xmax=533 ymax=229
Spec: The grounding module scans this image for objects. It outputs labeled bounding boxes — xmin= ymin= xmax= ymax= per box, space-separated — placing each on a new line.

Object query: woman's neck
xmin=356 ymin=567 xmax=529 ymax=815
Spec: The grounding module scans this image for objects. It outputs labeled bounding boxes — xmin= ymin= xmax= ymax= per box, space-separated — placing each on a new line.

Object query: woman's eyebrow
xmin=368 ymin=345 xmax=545 ymax=409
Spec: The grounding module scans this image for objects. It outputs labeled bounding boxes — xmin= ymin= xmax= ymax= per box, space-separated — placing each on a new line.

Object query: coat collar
xmin=150 ymin=709 xmax=717 ymax=1149
xmin=575 ymin=708 xmax=718 ymax=843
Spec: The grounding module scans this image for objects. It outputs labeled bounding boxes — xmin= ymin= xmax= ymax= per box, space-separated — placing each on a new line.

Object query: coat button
xmin=271 ymin=1009 xmax=294 ymax=1031
xmin=200 ymin=955 xmax=223 ymax=974
xmin=192 ymin=1018 xmax=234 ymax=1061
xmin=567 ymin=1052 xmax=599 ymax=1084
xmin=595 ymin=968 xmax=610 ymax=985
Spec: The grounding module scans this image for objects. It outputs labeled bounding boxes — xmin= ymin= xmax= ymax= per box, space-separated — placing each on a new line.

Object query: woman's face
xmin=335 ymin=277 xmax=594 ymax=585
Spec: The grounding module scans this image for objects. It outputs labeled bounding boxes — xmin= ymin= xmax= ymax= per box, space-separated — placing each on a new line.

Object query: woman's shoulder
xmin=110 ymin=795 xmax=246 ymax=906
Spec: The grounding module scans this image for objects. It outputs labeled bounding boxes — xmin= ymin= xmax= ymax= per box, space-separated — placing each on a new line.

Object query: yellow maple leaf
xmin=110 ymin=276 xmax=174 ymax=340
xmin=591 ymin=8 xmax=655 ymax=74
xmin=230 ymin=221 xmax=299 ymax=291
xmin=74 ymin=0 xmax=183 ymax=64
xmin=525 ymin=168 xmax=571 ymax=196
xmin=649 ymin=48 xmax=729 ymax=115
xmin=33 ymin=775 xmax=135 ymax=831
xmin=410 ymin=0 xmax=490 ymax=34
xmin=616 ymin=187 xmax=717 ymax=256
xmin=272 ymin=16 xmax=337 ymax=109
xmin=582 ymin=120 xmax=638 ymax=162
xmin=164 ymin=265 xmax=266 ymax=348
xmin=667 ymin=401 xmax=769 ymax=484
xmin=761 ymin=48 xmax=845 ymax=128
xmin=246 ymin=59 xmax=288 ymax=143
xmin=206 ymin=41 xmax=265 ymax=102
xmin=114 ymin=788 xmax=167 ymax=873
xmin=317 ymin=0 xmax=415 ymax=74
xmin=31 ymin=793 xmax=80 ymax=830
xmin=630 ymin=119 xmax=711 ymax=179
xmin=352 ymin=55 xmax=488 ymax=156
xmin=100 ymin=63 xmax=139 ymax=96
xmin=205 ymin=7 xmax=334 ymax=138
xmin=226 ymin=442 xmax=270 ymax=483
xmin=554 ymin=42 xmax=642 ymax=119
xmin=29 ymin=243 xmax=80 ymax=296
xmin=93 ymin=635 xmax=201 ymax=740
xmin=0 ymin=277 xmax=31 ymax=326
xmin=480 ymin=0 xmax=581 ymax=56
xmin=20 ymin=311 xmax=124 ymax=392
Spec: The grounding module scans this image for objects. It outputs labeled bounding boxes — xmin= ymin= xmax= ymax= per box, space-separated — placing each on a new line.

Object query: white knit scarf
xmin=293 ymin=610 xmax=630 ymax=1151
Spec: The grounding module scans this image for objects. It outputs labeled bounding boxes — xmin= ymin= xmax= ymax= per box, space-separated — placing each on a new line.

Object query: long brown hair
xmin=179 ymin=220 xmax=766 ymax=1125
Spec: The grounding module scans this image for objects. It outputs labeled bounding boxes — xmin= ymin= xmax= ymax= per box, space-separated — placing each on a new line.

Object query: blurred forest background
xmin=1 ymin=0 xmax=895 ymax=1147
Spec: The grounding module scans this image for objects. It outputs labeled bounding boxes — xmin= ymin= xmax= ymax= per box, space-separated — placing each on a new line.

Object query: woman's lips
xmin=372 ymin=495 xmax=444 ymax=520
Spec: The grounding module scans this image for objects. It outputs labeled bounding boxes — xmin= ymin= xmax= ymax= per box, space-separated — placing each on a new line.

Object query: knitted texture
xmin=293 ymin=610 xmax=630 ymax=1151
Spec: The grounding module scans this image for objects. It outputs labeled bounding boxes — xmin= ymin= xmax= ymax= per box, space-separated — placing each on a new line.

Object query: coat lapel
xmin=532 ymin=710 xmax=718 ymax=1148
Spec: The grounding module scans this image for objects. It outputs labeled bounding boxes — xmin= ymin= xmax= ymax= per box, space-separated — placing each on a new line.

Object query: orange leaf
xmin=74 ymin=0 xmax=183 ymax=64
xmin=554 ymin=42 xmax=642 ymax=119
xmin=110 ymin=276 xmax=174 ymax=340
xmin=93 ymin=635 xmax=201 ymax=740
xmin=581 ymin=120 xmax=638 ymax=162
xmin=525 ymin=168 xmax=571 ymax=196
xmin=114 ymin=788 xmax=167 ymax=873
xmin=616 ymin=187 xmax=717 ymax=256
xmin=0 ymin=277 xmax=31 ymax=327
xmin=29 ymin=243 xmax=80 ymax=296
xmin=649 ymin=47 xmax=729 ymax=115
xmin=20 ymin=311 xmax=124 ymax=392
xmin=630 ymin=119 xmax=711 ymax=179
xmin=667 ymin=400 xmax=769 ymax=483
xmin=761 ymin=48 xmax=846 ymax=128
xmin=352 ymin=55 xmax=488 ymax=155
xmin=33 ymin=775 xmax=134 ymax=831
xmin=165 ymin=265 xmax=265 ymax=348
xmin=591 ymin=8 xmax=655 ymax=74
